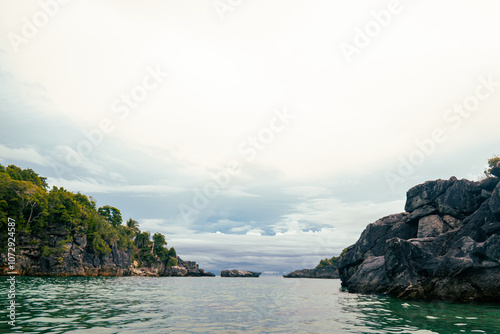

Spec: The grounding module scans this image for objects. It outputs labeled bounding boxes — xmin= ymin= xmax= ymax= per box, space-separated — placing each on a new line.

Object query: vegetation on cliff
xmin=0 ymin=164 xmax=177 ymax=268
xmin=316 ymin=248 xmax=347 ymax=268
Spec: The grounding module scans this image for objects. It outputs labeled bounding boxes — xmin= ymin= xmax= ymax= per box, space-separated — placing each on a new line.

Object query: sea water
xmin=1 ymin=276 xmax=499 ymax=333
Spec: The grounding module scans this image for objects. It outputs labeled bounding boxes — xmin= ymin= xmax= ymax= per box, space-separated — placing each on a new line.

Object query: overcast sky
xmin=1 ymin=0 xmax=500 ymax=274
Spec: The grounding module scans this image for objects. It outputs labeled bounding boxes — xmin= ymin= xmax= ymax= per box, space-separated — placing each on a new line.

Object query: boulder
xmin=339 ymin=177 xmax=500 ymax=302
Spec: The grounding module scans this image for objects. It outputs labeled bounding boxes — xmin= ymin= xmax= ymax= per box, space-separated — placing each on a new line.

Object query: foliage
xmin=317 ymin=248 xmax=348 ymax=268
xmin=0 ymin=164 xmax=178 ymax=268
xmin=485 ymin=156 xmax=500 ymax=177
xmin=98 ymin=205 xmax=123 ymax=227
xmin=166 ymin=257 xmax=178 ymax=267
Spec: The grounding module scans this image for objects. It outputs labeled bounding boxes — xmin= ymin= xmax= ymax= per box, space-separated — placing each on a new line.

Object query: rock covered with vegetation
xmin=0 ymin=164 xmax=212 ymax=277
xmin=220 ymin=269 xmax=261 ymax=277
xmin=283 ymin=265 xmax=339 ymax=279
xmin=283 ymin=251 xmax=345 ymax=279
xmin=338 ymin=171 xmax=500 ymax=302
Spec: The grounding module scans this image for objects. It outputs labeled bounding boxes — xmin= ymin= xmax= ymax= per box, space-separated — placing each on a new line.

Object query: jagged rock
xmin=163 ymin=266 xmax=188 ymax=277
xmin=174 ymin=257 xmax=215 ymax=277
xmin=479 ymin=177 xmax=499 ymax=191
xmin=405 ymin=177 xmax=456 ymax=212
xmin=339 ymin=177 xmax=500 ymax=302
xmin=283 ymin=265 xmax=339 ymax=279
xmin=435 ymin=179 xmax=484 ymax=219
xmin=490 ymin=167 xmax=500 ymax=178
xmin=417 ymin=215 xmax=444 ymax=238
xmin=221 ymin=269 xmax=261 ymax=277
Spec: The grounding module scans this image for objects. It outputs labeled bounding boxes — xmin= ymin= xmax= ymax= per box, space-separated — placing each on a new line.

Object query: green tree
xmin=316 ymin=248 xmax=348 ymax=268
xmin=126 ymin=218 xmax=140 ymax=236
xmin=98 ymin=205 xmax=122 ymax=227
xmin=134 ymin=231 xmax=151 ymax=249
xmin=168 ymin=247 xmax=177 ymax=258
xmin=152 ymin=232 xmax=169 ymax=261
xmin=485 ymin=156 xmax=500 ymax=177
xmin=166 ymin=257 xmax=178 ymax=267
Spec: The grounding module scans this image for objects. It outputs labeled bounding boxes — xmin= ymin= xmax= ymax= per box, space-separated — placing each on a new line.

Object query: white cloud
xmin=47 ymin=177 xmax=185 ymax=195
xmin=0 ymin=144 xmax=49 ymax=166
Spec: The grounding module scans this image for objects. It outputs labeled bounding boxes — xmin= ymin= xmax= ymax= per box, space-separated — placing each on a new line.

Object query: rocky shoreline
xmin=0 ymin=228 xmax=214 ymax=277
xmin=338 ymin=175 xmax=500 ymax=302
xmin=283 ymin=265 xmax=339 ymax=279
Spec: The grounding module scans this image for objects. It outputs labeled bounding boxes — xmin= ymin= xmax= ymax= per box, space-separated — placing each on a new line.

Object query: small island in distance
xmin=221 ymin=269 xmax=261 ymax=277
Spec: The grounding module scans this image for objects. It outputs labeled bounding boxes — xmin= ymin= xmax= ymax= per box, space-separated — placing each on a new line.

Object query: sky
xmin=1 ymin=0 xmax=500 ymax=275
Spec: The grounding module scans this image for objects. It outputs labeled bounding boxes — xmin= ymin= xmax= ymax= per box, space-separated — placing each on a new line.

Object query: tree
xmin=316 ymin=248 xmax=348 ymax=268
xmin=152 ymin=232 xmax=169 ymax=262
xmin=134 ymin=231 xmax=151 ymax=249
xmin=166 ymin=257 xmax=178 ymax=267
xmin=98 ymin=205 xmax=122 ymax=227
xmin=126 ymin=218 xmax=140 ymax=236
xmin=5 ymin=165 xmax=48 ymax=189
xmin=485 ymin=156 xmax=500 ymax=177
xmin=168 ymin=247 xmax=177 ymax=258
xmin=14 ymin=181 xmax=47 ymax=230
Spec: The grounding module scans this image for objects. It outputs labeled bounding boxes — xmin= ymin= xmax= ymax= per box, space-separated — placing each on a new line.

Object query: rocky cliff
xmin=0 ymin=226 xmax=213 ymax=277
xmin=283 ymin=264 xmax=339 ymax=279
xmin=338 ymin=176 xmax=500 ymax=302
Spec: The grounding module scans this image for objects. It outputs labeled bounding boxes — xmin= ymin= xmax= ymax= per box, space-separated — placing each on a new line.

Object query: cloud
xmin=47 ymin=176 xmax=186 ymax=195
xmin=0 ymin=144 xmax=50 ymax=166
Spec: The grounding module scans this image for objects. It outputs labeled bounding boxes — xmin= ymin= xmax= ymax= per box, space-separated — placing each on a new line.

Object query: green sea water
xmin=1 ymin=276 xmax=499 ymax=333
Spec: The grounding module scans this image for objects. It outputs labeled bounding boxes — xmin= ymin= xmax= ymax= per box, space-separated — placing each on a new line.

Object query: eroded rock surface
xmin=338 ymin=176 xmax=500 ymax=302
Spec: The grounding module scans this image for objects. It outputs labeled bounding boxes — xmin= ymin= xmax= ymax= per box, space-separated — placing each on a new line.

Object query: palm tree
xmin=126 ymin=218 xmax=140 ymax=236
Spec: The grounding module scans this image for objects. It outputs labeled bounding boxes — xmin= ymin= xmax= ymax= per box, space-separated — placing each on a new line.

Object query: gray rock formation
xmin=283 ymin=265 xmax=339 ymax=279
xmin=221 ymin=269 xmax=261 ymax=277
xmin=338 ymin=176 xmax=500 ymax=302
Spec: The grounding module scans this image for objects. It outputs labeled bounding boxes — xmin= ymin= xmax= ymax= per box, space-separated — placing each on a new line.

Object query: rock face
xmin=283 ymin=265 xmax=339 ymax=279
xmin=0 ymin=226 xmax=213 ymax=277
xmin=0 ymin=228 xmax=133 ymax=277
xmin=338 ymin=176 xmax=500 ymax=302
xmin=221 ymin=269 xmax=261 ymax=277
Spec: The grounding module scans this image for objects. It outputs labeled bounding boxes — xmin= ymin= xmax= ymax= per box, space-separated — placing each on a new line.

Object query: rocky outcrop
xmin=338 ymin=176 xmax=500 ymax=302
xmin=0 ymin=227 xmax=213 ymax=277
xmin=221 ymin=269 xmax=261 ymax=277
xmin=163 ymin=257 xmax=215 ymax=277
xmin=0 ymin=228 xmax=133 ymax=277
xmin=283 ymin=265 xmax=339 ymax=279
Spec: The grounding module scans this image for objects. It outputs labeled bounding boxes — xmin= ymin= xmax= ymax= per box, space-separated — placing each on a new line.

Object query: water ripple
xmin=0 ymin=277 xmax=499 ymax=333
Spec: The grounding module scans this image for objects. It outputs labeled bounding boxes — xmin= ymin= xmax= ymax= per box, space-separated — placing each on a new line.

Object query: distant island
xmin=0 ymin=164 xmax=213 ymax=277
xmin=221 ymin=269 xmax=261 ymax=277
xmin=283 ymin=252 xmax=344 ymax=279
